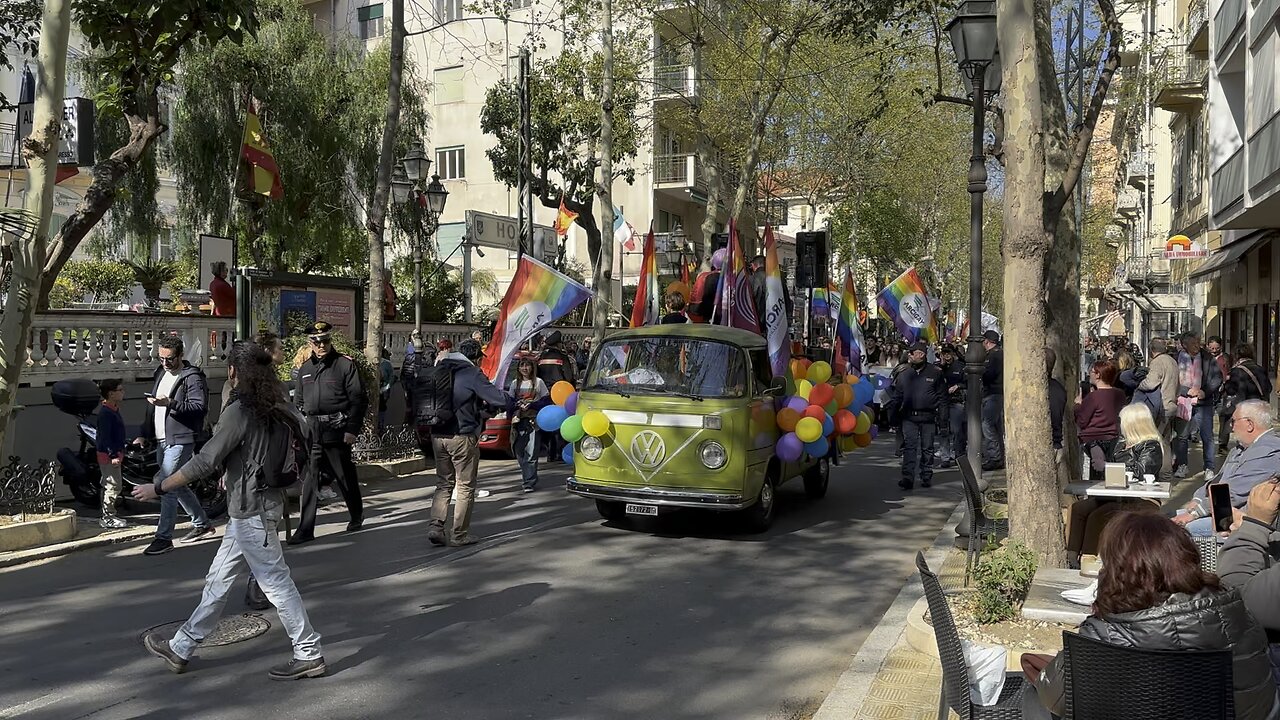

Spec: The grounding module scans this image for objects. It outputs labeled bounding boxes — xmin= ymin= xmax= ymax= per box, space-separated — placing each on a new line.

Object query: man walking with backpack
xmin=290 ymin=321 xmax=367 ymax=544
xmin=136 ymin=341 xmax=324 ymax=680
xmin=420 ymin=338 xmax=509 ymax=547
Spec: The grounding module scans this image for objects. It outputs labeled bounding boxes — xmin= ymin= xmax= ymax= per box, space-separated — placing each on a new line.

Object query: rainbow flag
xmin=480 ymin=255 xmax=592 ymax=382
xmin=835 ymin=269 xmax=865 ymax=374
xmin=241 ymin=100 xmax=283 ymax=200
xmin=630 ymin=226 xmax=659 ymax=327
xmin=714 ymin=219 xmax=760 ymax=332
xmin=876 ymin=267 xmax=938 ymax=344
xmin=761 ymin=224 xmax=790 ymax=378
xmin=811 ymin=288 xmax=830 ymax=316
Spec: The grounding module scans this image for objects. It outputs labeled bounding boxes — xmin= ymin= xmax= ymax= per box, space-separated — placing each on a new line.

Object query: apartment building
xmin=305 ymin=0 xmax=748 ymax=316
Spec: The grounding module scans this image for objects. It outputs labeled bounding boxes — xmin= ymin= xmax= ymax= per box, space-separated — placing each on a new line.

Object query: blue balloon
xmin=804 ymin=437 xmax=829 ymax=458
xmin=848 ymin=399 xmax=866 ymax=416
xmin=854 ymin=379 xmax=875 ymax=407
xmin=537 ymin=405 xmax=568 ymax=432
xmin=562 ymin=443 xmax=575 ymax=464
xmin=821 ymin=413 xmax=835 ymax=437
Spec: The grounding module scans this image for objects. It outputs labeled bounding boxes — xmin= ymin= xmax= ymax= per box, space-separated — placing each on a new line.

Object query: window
xmin=587 ymin=337 xmax=748 ymax=398
xmin=1186 ymin=117 xmax=1204 ymax=201
xmin=154 ymin=228 xmax=176 ymax=262
xmin=436 ymin=146 xmax=465 ymax=180
xmin=434 ymin=65 xmax=464 ymax=104
xmin=436 ymin=0 xmax=463 ymax=22
xmin=358 ymin=4 xmax=384 ymax=39
xmin=657 ymin=209 xmax=683 ymax=233
xmin=510 ymin=0 xmax=533 ymax=8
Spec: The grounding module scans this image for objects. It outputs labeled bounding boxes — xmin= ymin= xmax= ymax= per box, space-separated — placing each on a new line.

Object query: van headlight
xmin=581 ymin=436 xmax=604 ymax=461
xmin=700 ymin=441 xmax=726 ymax=469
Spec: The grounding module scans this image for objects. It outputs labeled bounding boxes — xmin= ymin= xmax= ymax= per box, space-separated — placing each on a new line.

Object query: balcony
xmin=653 ymin=153 xmax=739 ymax=208
xmin=1126 ymin=148 xmax=1151 ymax=190
xmin=654 ymin=64 xmax=696 ymax=101
xmin=1115 ymin=187 xmax=1142 ymax=220
xmin=1185 ymin=0 xmax=1208 ymax=54
xmin=1211 ymin=148 xmax=1246 ymax=228
xmin=1154 ymin=45 xmax=1206 ymax=112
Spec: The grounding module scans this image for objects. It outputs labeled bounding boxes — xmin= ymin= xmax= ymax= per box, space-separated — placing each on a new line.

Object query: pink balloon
xmin=711 ymin=248 xmax=728 ymax=270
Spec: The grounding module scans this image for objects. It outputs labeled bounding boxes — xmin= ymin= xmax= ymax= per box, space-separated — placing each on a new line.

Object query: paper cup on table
xmin=1143 ymin=474 xmax=1156 ymax=485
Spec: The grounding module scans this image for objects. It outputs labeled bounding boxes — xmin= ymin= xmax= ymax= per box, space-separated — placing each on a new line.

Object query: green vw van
xmin=565 ymin=324 xmax=829 ymax=532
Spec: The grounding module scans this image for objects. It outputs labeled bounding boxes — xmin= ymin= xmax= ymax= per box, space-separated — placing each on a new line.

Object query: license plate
xmin=625 ymin=503 xmax=658 ymax=516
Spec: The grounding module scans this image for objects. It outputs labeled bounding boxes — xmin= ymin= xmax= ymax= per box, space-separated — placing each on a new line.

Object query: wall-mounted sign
xmin=1163 ymin=234 xmax=1209 ymax=259
xmin=17 ymin=97 xmax=95 ymax=168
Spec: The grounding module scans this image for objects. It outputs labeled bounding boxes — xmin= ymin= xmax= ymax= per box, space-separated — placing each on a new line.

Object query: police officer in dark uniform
xmin=537 ymin=331 xmax=574 ymax=462
xmin=289 ymin=321 xmax=367 ymax=544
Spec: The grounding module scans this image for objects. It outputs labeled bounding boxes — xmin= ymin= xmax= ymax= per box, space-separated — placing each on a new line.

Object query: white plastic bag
xmin=961 ymin=639 xmax=1007 ymax=706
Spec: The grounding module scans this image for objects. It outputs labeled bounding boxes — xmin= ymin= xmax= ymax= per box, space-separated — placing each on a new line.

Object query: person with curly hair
xmin=136 ymin=342 xmax=326 ymax=681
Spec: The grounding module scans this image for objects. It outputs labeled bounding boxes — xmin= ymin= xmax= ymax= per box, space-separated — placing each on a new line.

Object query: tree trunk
xmin=38 ymin=111 xmax=164 ymax=308
xmin=0 ymin=0 xmax=71 ymax=454
xmin=593 ymin=0 xmax=615 ymax=346
xmin=998 ymin=0 xmax=1065 ymax=567
xmin=364 ymin=0 xmax=404 ymax=365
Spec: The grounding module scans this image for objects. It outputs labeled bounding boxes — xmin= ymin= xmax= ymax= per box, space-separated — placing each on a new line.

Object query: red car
xmin=478 ymin=352 xmax=534 ymax=457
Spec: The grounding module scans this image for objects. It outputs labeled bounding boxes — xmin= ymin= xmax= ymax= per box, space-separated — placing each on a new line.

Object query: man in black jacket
xmin=981 ymin=330 xmax=1005 ymax=470
xmin=138 ymin=335 xmax=214 ymax=555
xmin=1173 ymin=331 xmax=1225 ymax=479
xmin=537 ymin=331 xmax=574 ymax=462
xmin=891 ymin=342 xmax=944 ymax=490
xmin=937 ymin=344 xmax=966 ymax=467
xmin=290 ymin=321 xmax=367 ymax=544
xmin=427 ymin=339 xmax=510 ymax=547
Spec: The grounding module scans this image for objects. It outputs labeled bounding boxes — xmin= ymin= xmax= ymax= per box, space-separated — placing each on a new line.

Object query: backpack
xmin=256 ymin=406 xmax=309 ymax=491
xmin=412 ymin=362 xmax=456 ymax=428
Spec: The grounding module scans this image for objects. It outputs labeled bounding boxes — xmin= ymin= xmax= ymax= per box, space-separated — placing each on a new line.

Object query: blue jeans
xmin=1174 ymin=403 xmax=1216 ymax=472
xmin=981 ymin=394 xmax=1004 ymax=465
xmin=513 ymin=420 xmax=539 ymax=489
xmin=155 ymin=443 xmax=210 ymax=541
xmin=1173 ymin=511 xmax=1218 ymax=537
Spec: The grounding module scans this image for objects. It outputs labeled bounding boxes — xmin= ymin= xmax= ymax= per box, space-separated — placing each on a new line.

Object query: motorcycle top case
xmin=52 ymin=378 xmax=102 ymax=416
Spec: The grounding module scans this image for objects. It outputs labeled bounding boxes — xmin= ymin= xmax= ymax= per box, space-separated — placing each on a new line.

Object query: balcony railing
xmin=1126 ymin=254 xmax=1173 ymax=286
xmin=654 ymin=64 xmax=695 ymax=99
xmin=1186 ymin=0 xmax=1208 ymax=50
xmin=1154 ymin=45 xmax=1207 ymax=111
xmin=1116 ymin=187 xmax=1142 ymax=215
xmin=654 ymin=153 xmax=700 ymax=186
xmin=1127 ymin=149 xmax=1151 ymax=188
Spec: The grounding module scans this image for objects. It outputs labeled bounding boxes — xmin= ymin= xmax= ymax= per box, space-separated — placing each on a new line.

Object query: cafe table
xmin=1063 ymin=481 xmax=1171 ymax=500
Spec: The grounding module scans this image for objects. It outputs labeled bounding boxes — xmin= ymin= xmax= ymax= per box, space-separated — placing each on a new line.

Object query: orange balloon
xmin=791 ymin=359 xmax=807 ymax=380
xmin=846 ymin=374 xmax=861 ymax=385
xmin=809 ymin=382 xmax=835 ymax=407
xmin=551 ymin=380 xmax=576 ymax=406
xmin=834 ymin=409 xmax=857 ymax=435
xmin=853 ymin=432 xmax=872 ymax=447
xmin=834 ymin=384 xmax=854 ymax=407
xmin=666 ymin=281 xmax=691 ymax=301
xmin=777 ymin=408 xmax=801 ymax=432
xmin=803 ymin=405 xmax=826 ymax=421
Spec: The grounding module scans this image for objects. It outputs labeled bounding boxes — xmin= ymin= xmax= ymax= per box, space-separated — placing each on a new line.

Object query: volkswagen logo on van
xmin=630 ymin=430 xmax=667 ymax=469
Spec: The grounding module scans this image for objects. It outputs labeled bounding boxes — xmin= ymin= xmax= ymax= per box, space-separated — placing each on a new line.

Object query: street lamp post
xmin=391 ymin=141 xmax=449 ymax=339
xmin=947 ymin=1 xmax=1001 ymax=489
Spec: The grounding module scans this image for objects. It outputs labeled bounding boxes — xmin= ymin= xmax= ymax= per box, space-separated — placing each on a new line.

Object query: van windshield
xmin=586 ymin=337 xmax=748 ymax=398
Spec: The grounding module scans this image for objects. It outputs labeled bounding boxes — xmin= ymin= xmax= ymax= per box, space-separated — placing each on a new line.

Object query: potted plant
xmin=125 ymin=258 xmax=180 ymax=308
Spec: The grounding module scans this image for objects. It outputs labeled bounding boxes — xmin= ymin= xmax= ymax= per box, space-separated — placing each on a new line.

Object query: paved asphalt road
xmin=0 ymin=439 xmax=960 ymax=720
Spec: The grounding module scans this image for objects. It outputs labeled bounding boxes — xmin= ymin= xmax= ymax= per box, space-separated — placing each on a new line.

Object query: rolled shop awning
xmin=1189 ymin=234 xmax=1269 ymax=280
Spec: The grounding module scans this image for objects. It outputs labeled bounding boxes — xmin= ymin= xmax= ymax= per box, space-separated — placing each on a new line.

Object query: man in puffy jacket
xmin=890 ymin=342 xmax=944 ymax=491
xmin=1220 ymin=479 xmax=1280 ymax=657
xmin=426 ymin=339 xmax=510 ymax=547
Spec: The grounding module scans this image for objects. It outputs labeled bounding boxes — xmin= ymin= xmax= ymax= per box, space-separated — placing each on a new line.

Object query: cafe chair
xmin=917 ymin=551 xmax=1027 ymax=720
xmin=1061 ymin=631 xmax=1233 ymax=720
xmin=958 ymin=456 xmax=1009 ymax=586
xmin=1192 ymin=534 xmax=1221 ymax=574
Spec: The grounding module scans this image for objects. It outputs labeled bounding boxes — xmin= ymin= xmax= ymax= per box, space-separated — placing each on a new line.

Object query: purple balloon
xmin=711 ymin=248 xmax=728 ymax=270
xmin=785 ymin=396 xmax=809 ymax=414
xmin=564 ymin=391 xmax=579 ymax=415
xmin=869 ymin=425 xmax=879 ymax=440
xmin=776 ymin=432 xmax=803 ymax=462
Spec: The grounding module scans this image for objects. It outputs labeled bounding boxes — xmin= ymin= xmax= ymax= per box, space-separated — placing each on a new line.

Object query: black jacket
xmin=435 ymin=358 xmax=510 ymax=437
xmin=295 ymin=350 xmax=367 ymax=443
xmin=1225 ymin=360 xmax=1272 ymax=404
xmin=982 ymin=347 xmax=1003 ymax=395
xmin=537 ymin=347 xmax=574 ymax=387
xmin=940 ymin=359 xmax=966 ymax=405
xmin=1116 ymin=438 xmax=1163 ymax=478
xmin=1048 ymin=377 xmax=1067 ymax=449
xmin=1220 ymin=518 xmax=1280 ymax=644
xmin=140 ymin=363 xmax=208 ymax=446
xmin=1183 ymin=347 xmax=1225 ymax=402
xmin=1034 ymin=588 xmax=1280 ymax=720
xmin=889 ymin=362 xmax=944 ymax=423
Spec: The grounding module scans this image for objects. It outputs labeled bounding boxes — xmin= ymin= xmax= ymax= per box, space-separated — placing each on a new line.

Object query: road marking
xmin=1 ymin=691 xmax=58 ymax=718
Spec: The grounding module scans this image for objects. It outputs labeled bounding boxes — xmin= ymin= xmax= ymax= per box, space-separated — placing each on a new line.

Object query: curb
xmin=811 ymin=500 xmax=967 ymax=720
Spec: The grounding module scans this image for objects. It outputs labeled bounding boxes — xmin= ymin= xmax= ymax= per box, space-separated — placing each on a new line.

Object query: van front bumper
xmin=566 ymin=477 xmax=750 ymax=510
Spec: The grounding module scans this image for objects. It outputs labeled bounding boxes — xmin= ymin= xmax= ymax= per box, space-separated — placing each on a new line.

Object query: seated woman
xmin=1023 ymin=511 xmax=1280 ymax=720
xmin=1075 ymin=359 xmax=1127 ymax=481
xmin=1065 ymin=403 xmax=1168 ymax=566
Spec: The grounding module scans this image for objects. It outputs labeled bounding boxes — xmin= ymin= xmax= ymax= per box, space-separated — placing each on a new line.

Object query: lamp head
xmin=946 ymin=1 xmax=1001 ymax=95
xmin=391 ymin=162 xmax=411 ymax=205
xmin=424 ymin=174 xmax=449 ymax=215
xmin=402 ymin=141 xmax=430 ymax=182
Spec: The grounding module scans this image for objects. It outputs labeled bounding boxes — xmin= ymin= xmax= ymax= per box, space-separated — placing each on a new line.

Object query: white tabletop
xmin=1064 ymin=481 xmax=1171 ymax=499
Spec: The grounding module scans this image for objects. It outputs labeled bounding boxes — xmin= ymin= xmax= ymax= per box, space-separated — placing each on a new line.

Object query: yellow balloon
xmin=582 ymin=410 xmax=611 ymax=437
xmin=839 ymin=435 xmax=858 ymax=453
xmin=808 ymin=360 xmax=832 ymax=384
xmin=551 ymin=380 xmax=576 ymax=406
xmin=853 ymin=412 xmax=871 ymax=435
xmin=795 ymin=417 xmax=823 ymax=443
xmin=796 ymin=379 xmax=813 ymax=401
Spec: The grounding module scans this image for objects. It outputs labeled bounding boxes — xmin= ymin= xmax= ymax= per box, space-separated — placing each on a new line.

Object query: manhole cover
xmin=140 ymin=613 xmax=272 ymax=647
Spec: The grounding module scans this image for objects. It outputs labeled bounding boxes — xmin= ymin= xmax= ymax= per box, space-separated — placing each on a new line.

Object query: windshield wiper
xmin=588 ymin=384 xmax=631 ymax=398
xmin=667 ymin=390 xmax=704 ymax=401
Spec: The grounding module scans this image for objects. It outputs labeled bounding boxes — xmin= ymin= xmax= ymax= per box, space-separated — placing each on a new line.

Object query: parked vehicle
xmin=566 ymin=325 xmax=827 ymax=532
xmin=51 ymin=379 xmax=226 ymax=518
xmin=478 ymin=351 xmax=536 ymax=457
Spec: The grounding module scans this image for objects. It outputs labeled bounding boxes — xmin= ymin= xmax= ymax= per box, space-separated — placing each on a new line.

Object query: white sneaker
xmin=451 ymin=489 xmax=492 ymax=500
xmin=99 ymin=515 xmax=128 ymax=529
xmin=1204 ymin=469 xmax=1216 ymax=483
xmin=1173 ymin=466 xmax=1189 ymax=479
xmin=318 ymin=486 xmax=338 ymax=502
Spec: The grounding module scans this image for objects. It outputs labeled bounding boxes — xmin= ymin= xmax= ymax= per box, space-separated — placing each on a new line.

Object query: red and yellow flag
xmin=554 ymin=198 xmax=578 ymax=236
xmin=241 ymin=102 xmax=283 ymax=200
xmin=630 ymin=226 xmax=659 ymax=327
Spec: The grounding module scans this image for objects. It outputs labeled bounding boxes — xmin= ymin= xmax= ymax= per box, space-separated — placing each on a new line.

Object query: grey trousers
xmin=430 ymin=434 xmax=481 ymax=541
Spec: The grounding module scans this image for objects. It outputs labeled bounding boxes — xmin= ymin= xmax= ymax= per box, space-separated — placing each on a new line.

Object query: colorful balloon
xmin=560 ymin=414 xmax=586 ymax=443
xmin=776 ymin=432 xmax=804 ymax=462
xmin=666 ymin=281 xmax=691 ymax=301
xmin=804 ymin=436 xmax=829 ymax=458
xmin=795 ymin=417 xmax=823 ymax=443
xmin=791 ymin=359 xmax=808 ymax=381
xmin=562 ymin=443 xmax=575 ymax=464
xmin=853 ymin=432 xmax=872 ymax=447
xmin=777 ymin=408 xmax=801 ymax=432
xmin=711 ymin=248 xmax=728 ymax=270
xmin=796 ymin=379 xmax=813 ymax=401
xmin=834 ymin=384 xmax=854 ymax=408
xmin=839 ymin=435 xmax=858 ymax=452
xmin=853 ymin=379 xmax=875 ymax=407
xmin=582 ymin=410 xmax=612 ymax=437
xmin=551 ymin=381 xmax=576 ymax=406
xmin=835 ymin=409 xmax=857 ymax=435
xmin=820 ymin=413 xmax=835 ymax=437
xmin=869 ymin=425 xmax=880 ymax=440
xmin=785 ymin=396 xmax=809 ymax=414
xmin=809 ymin=382 xmax=835 ymax=407
xmin=803 ymin=405 xmax=826 ymax=421
xmin=853 ymin=412 xmax=871 ymax=435
xmin=808 ymin=360 xmax=832 ymax=384
xmin=822 ymin=399 xmax=839 ymax=416
xmin=564 ymin=391 xmax=580 ymax=415
xmin=536 ymin=405 xmax=568 ymax=432
xmin=846 ymin=374 xmax=861 ymax=385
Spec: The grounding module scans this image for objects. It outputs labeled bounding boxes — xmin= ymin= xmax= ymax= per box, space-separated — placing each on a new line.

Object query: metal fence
xmin=0 ymin=458 xmax=58 ymax=518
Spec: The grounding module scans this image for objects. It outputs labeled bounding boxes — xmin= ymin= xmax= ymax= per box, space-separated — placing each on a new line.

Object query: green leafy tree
xmin=48 ymin=259 xmax=136 ymax=307
xmin=37 ymin=0 xmax=259 ymax=308
xmin=0 ymin=1 xmax=40 ymax=109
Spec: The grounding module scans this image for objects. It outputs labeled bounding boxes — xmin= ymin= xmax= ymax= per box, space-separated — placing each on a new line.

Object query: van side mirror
xmin=767 ymin=377 xmax=786 ymax=397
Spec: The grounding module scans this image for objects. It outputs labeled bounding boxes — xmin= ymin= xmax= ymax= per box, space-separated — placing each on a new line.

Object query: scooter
xmin=52 ymin=378 xmax=227 ymax=518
